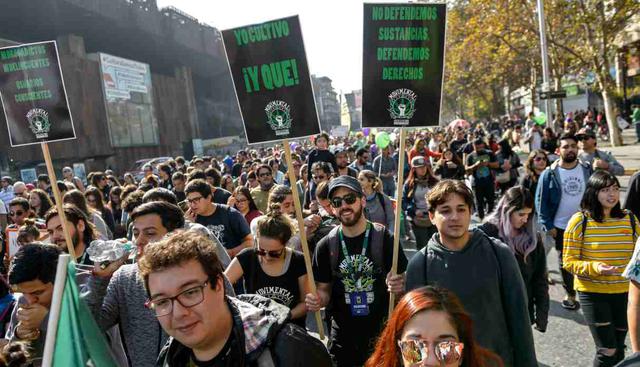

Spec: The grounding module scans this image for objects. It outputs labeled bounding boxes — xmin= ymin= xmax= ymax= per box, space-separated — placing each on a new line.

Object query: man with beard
xmin=250 ymin=164 xmax=276 ymax=213
xmin=334 ymin=148 xmax=357 ymax=178
xmin=405 ymin=180 xmax=537 ymax=367
xmin=305 ymin=176 xmax=406 ymax=366
xmin=349 ymin=148 xmax=373 ymax=173
xmin=44 ymin=204 xmax=97 ymax=265
xmin=536 ymin=133 xmax=592 ymax=310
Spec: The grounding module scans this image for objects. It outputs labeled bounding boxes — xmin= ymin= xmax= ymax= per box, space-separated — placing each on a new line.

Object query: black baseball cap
xmin=328 ymin=175 xmax=363 ymax=198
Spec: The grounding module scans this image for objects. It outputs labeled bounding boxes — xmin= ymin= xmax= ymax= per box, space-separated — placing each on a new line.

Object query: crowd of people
xmin=0 ymin=110 xmax=638 ymax=367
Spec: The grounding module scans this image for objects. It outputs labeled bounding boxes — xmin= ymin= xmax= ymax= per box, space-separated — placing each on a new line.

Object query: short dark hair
xmin=175 ymin=156 xmax=186 ymax=165
xmin=311 ymin=161 xmax=333 ymax=175
xmin=157 ymin=163 xmax=172 ymax=176
xmin=559 ymin=133 xmax=577 ymax=144
xmin=356 ymin=148 xmax=368 ymax=157
xmin=204 ymin=167 xmax=222 ymax=187
xmin=184 ymin=179 xmax=212 ymax=199
xmin=37 ymin=174 xmax=50 ymax=185
xmin=131 ymin=201 xmax=185 ymax=232
xmin=256 ymin=164 xmax=272 ymax=176
xmin=172 ymin=171 xmax=185 ymax=182
xmin=427 ymin=179 xmax=474 ymax=213
xmin=8 ymin=243 xmax=61 ymax=285
xmin=9 ymin=197 xmax=29 ymax=211
xmin=187 ymin=169 xmax=206 ymax=182
xmin=138 ymin=231 xmax=224 ymax=295
xmin=142 ymin=188 xmax=178 ymax=205
xmin=122 ymin=190 xmax=145 ymax=213
xmin=315 ymin=132 xmax=329 ymax=144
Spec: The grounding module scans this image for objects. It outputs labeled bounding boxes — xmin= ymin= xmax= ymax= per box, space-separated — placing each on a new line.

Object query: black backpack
xmin=580 ymin=210 xmax=637 ymax=241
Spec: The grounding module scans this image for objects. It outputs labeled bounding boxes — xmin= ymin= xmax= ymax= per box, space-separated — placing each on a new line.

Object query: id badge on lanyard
xmin=340 ymin=222 xmax=371 ymax=317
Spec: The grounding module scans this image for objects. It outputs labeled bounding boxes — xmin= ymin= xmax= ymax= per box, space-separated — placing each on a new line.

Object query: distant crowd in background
xmin=0 ymin=106 xmax=638 ymax=366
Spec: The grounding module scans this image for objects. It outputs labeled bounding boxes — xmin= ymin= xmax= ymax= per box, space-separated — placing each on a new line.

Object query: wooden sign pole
xmin=283 ymin=139 xmax=325 ymax=340
xmin=41 ymin=142 xmax=77 ymax=261
xmin=388 ymin=127 xmax=406 ymax=318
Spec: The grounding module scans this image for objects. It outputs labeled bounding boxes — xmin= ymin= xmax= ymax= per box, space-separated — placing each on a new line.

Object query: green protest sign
xmin=222 ymin=16 xmax=320 ymax=145
xmin=362 ymin=3 xmax=446 ymax=128
xmin=0 ymin=41 xmax=76 ymax=147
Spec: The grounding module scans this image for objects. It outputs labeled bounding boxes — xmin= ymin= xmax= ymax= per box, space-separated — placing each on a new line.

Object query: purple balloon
xmin=363 ymin=128 xmax=370 ymax=136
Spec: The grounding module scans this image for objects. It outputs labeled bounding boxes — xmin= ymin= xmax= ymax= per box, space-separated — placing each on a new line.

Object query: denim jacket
xmin=535 ymin=160 xmax=592 ymax=232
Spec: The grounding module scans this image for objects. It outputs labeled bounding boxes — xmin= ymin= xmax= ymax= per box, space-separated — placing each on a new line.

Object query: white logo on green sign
xmin=26 ymin=108 xmax=51 ymax=139
xmin=388 ymin=88 xmax=417 ymax=125
xmin=265 ymin=100 xmax=292 ymax=136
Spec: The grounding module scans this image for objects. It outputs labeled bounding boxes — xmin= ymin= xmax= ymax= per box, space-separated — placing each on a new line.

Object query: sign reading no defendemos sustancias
xmin=222 ymin=16 xmax=320 ymax=145
xmin=0 ymin=41 xmax=76 ymax=147
xmin=362 ymin=3 xmax=446 ymax=128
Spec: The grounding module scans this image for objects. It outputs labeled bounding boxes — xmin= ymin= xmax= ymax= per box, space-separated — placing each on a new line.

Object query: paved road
xmin=307 ymin=129 xmax=640 ymax=365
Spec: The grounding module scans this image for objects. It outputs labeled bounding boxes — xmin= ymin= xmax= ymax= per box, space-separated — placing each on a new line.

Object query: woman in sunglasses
xmin=366 ymin=286 xmax=502 ymax=367
xmin=224 ymin=203 xmax=309 ymax=327
xmin=402 ymin=156 xmax=439 ymax=250
xmin=520 ymin=149 xmax=549 ymax=196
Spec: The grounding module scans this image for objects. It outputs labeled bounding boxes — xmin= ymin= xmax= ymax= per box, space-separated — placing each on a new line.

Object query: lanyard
xmin=338 ymin=222 xmax=371 ymax=264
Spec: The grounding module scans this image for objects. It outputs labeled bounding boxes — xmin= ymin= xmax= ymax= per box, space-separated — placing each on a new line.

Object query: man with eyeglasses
xmin=305 ymin=175 xmax=407 ymax=366
xmin=250 ymin=164 xmax=275 ymax=214
xmin=185 ymin=179 xmax=252 ymax=258
xmin=138 ymin=230 xmax=331 ymax=366
xmin=11 ymin=182 xmax=28 ymax=199
xmin=86 ymin=201 xmax=230 ymax=367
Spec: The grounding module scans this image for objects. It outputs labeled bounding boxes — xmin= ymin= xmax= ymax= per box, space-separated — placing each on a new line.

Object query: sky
xmin=156 ymin=0 xmax=401 ymax=93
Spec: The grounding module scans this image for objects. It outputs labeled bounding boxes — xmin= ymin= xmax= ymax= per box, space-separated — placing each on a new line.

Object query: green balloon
xmin=375 ymin=131 xmax=391 ymax=148
xmin=533 ymin=112 xmax=547 ymax=125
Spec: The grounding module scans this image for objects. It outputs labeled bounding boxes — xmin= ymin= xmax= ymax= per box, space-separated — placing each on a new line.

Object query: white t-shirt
xmin=553 ymin=165 xmax=586 ymax=230
xmin=527 ymin=129 xmax=542 ymax=151
xmin=0 ymin=199 xmax=6 ymax=215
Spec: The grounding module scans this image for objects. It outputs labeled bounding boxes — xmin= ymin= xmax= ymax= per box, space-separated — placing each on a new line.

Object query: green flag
xmin=52 ymin=262 xmax=117 ymax=367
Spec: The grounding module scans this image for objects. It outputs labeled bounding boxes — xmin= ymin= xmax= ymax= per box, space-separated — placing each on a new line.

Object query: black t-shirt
xmin=466 ymin=149 xmax=497 ymax=184
xmin=212 ymin=188 xmax=232 ymax=205
xmin=449 ymin=138 xmax=467 ymax=157
xmin=237 ymin=248 xmax=306 ymax=326
xmin=231 ymin=163 xmax=243 ymax=178
xmin=173 ymin=189 xmax=186 ymax=203
xmin=313 ymin=226 xmax=408 ymax=365
xmin=188 ymin=330 xmax=237 ymax=367
xmin=196 ymin=204 xmax=250 ymax=249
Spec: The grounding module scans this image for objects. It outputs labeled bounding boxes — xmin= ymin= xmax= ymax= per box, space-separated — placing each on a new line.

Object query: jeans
xmin=474 ymin=181 xmax=495 ymax=219
xmin=635 ymin=123 xmax=640 ymax=142
xmin=578 ymin=292 xmax=628 ymax=367
xmin=554 ymin=227 xmax=576 ymax=297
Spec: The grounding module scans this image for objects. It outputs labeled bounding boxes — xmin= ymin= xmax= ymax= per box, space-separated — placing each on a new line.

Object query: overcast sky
xmin=156 ymin=0 xmax=403 ymax=93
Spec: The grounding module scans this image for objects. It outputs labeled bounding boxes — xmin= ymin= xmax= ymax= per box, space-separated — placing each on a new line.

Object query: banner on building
xmin=98 ymin=53 xmax=158 ymax=147
xmin=0 ymin=41 xmax=76 ymax=147
xmin=362 ymin=3 xmax=447 ymax=128
xmin=222 ymin=15 xmax=320 ymax=144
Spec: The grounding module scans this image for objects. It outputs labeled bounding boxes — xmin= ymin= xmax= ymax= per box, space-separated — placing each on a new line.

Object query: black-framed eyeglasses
xmin=187 ymin=196 xmax=204 ymax=204
xmin=145 ymin=280 xmax=209 ymax=317
xmin=330 ymin=193 xmax=358 ymax=208
xmin=313 ymin=174 xmax=327 ymax=181
xmin=258 ymin=172 xmax=272 ymax=178
xmin=397 ymin=339 xmax=464 ymax=365
xmin=257 ymin=247 xmax=285 ymax=258
xmin=9 ymin=210 xmax=24 ymax=217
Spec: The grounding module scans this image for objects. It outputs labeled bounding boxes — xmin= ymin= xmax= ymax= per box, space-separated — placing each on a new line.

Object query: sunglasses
xmin=533 ymin=156 xmax=547 ymax=162
xmin=256 ymin=247 xmax=285 ymax=258
xmin=330 ymin=193 xmax=358 ymax=208
xmin=397 ymin=340 xmax=464 ymax=365
xmin=9 ymin=210 xmax=25 ymax=217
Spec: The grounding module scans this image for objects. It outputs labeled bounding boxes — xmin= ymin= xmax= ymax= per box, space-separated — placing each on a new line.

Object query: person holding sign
xmin=305 ymin=176 xmax=407 ymax=366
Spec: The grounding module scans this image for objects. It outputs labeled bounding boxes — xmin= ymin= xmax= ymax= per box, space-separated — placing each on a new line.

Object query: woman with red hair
xmin=366 ymin=286 xmax=502 ymax=367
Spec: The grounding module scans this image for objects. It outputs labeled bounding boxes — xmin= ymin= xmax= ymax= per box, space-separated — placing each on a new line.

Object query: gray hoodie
xmin=406 ymin=229 xmax=538 ymax=367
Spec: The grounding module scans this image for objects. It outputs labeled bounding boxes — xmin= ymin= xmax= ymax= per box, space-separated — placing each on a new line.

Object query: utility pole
xmin=537 ymin=0 xmax=554 ymax=128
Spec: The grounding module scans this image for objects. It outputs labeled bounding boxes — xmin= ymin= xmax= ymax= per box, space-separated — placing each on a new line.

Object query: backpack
xmin=580 ymin=210 xmax=637 ymax=242
xmin=327 ymin=222 xmax=387 ymax=276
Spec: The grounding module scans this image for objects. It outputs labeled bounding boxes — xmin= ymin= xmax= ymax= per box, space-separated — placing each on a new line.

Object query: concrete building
xmin=312 ymin=75 xmax=341 ymax=132
xmin=344 ymin=89 xmax=362 ymax=131
xmin=0 ymin=0 xmax=242 ymax=176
